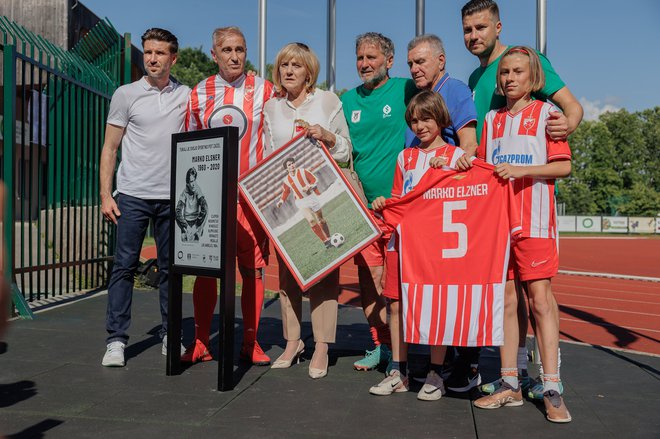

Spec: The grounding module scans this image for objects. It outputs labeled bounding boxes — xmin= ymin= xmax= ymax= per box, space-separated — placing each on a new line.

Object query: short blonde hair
xmin=272 ymin=42 xmax=320 ymax=94
xmin=496 ymin=46 xmax=545 ymax=95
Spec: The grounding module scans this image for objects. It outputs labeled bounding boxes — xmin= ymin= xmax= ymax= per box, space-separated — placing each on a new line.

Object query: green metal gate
xmin=0 ymin=17 xmax=130 ymax=315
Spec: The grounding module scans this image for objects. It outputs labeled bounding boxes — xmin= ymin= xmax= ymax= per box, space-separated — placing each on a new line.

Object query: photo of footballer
xmin=276 ymin=156 xmax=335 ymax=249
xmin=175 ymin=167 xmax=208 ymax=242
xmin=239 ymin=134 xmax=380 ymax=290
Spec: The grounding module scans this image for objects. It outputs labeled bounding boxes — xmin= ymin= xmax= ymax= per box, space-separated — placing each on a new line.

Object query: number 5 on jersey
xmin=442 ymin=200 xmax=467 ymax=259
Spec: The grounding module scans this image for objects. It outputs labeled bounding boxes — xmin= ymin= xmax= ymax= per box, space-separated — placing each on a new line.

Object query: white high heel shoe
xmin=309 ymin=350 xmax=329 ymax=379
xmin=271 ymin=340 xmax=305 ymax=369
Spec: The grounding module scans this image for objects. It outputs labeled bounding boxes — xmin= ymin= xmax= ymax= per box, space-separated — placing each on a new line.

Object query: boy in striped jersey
xmin=370 ymin=90 xmax=465 ymax=401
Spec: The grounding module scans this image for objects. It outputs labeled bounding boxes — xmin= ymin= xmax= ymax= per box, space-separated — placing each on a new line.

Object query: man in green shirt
xmin=462 ymin=0 xmax=583 ymax=140
xmin=341 ymin=32 xmax=418 ymax=371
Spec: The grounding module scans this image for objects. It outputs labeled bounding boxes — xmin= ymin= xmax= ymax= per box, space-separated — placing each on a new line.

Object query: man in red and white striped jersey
xmin=182 ymin=26 xmax=275 ymax=366
xmin=276 ymin=156 xmax=332 ymax=248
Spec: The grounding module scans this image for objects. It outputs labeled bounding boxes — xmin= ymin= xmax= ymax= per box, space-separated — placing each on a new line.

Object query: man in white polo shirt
xmin=99 ymin=28 xmax=190 ymax=367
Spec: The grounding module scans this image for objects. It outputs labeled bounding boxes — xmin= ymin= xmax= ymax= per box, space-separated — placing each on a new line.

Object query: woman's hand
xmin=305 ymin=124 xmax=336 ymax=147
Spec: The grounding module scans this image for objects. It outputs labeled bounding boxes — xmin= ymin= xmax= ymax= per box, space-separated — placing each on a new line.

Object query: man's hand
xmin=371 ymin=196 xmax=387 ymax=211
xmin=101 ymin=195 xmax=121 ymax=224
xmin=276 ymin=199 xmax=284 ymax=208
xmin=546 ymin=111 xmax=569 ymax=140
xmin=455 ymin=154 xmax=473 ymax=171
xmin=302 ymin=185 xmax=316 ymax=195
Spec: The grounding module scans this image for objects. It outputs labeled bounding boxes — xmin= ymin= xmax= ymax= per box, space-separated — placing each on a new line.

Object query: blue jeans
xmin=106 ymin=193 xmax=170 ymax=345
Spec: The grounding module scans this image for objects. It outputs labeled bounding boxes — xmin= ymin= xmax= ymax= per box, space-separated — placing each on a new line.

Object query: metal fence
xmin=0 ymin=17 xmax=129 ymax=314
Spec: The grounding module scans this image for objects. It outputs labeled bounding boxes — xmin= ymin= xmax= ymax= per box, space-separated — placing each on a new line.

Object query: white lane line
xmin=560 ymin=317 xmax=660 ymax=334
xmin=560 ymin=303 xmax=659 ymax=317
xmin=555 ymin=337 xmax=660 ymax=358
xmin=559 ymin=236 xmax=657 ymax=240
xmin=553 ymin=292 xmax=660 ymax=306
xmin=558 ymin=270 xmax=660 ymax=283
xmin=553 ymin=284 xmax=660 ymax=297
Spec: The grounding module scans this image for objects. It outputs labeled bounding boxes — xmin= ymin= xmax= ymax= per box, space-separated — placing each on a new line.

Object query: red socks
xmin=311 ymin=223 xmax=329 ymax=243
xmin=241 ymin=274 xmax=264 ymax=345
xmin=320 ymin=219 xmax=330 ymax=238
xmin=192 ymin=276 xmax=217 ymax=347
xmin=370 ymin=324 xmax=391 ymax=347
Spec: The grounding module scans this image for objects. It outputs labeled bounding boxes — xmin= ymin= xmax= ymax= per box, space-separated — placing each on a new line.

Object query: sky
xmin=80 ymin=0 xmax=660 ymax=120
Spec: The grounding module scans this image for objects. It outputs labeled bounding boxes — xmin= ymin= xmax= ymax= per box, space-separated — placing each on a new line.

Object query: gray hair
xmin=212 ymin=26 xmax=245 ymax=47
xmin=407 ymin=34 xmax=445 ymax=56
xmin=355 ymin=32 xmax=394 ymax=58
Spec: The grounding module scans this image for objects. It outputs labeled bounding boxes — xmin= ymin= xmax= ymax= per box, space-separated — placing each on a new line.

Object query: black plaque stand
xmin=166 ymin=127 xmax=238 ymax=391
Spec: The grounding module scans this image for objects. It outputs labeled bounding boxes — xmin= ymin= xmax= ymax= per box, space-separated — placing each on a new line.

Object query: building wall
xmin=0 ymin=0 xmax=70 ymax=49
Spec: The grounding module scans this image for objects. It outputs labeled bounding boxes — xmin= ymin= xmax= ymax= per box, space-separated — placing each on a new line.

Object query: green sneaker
xmin=479 ymin=376 xmax=533 ymax=395
xmin=528 ymin=377 xmax=564 ymax=400
xmin=354 ymin=344 xmax=391 ymax=371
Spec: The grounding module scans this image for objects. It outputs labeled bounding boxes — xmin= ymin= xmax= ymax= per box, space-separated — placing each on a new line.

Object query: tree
xmin=618 ymin=182 xmax=660 ymax=216
xmin=170 ymin=47 xmax=217 ymax=87
xmin=170 ymin=47 xmax=267 ymax=87
xmin=558 ymin=107 xmax=660 ymax=216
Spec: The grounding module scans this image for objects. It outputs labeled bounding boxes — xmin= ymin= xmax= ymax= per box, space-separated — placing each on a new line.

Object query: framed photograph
xmin=238 ymin=134 xmax=381 ymax=290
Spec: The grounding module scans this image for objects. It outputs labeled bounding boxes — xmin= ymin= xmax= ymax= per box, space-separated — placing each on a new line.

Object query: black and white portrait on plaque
xmin=173 ymin=137 xmax=224 ymax=270
xmin=176 ymin=167 xmax=208 ymax=242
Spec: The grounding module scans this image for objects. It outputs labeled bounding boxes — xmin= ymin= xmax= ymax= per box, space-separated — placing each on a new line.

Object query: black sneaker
xmin=445 ymin=364 xmax=482 ymax=392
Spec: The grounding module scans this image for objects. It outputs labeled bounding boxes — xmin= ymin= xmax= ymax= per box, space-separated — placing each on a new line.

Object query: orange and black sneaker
xmin=240 ymin=341 xmax=271 ymax=366
xmin=543 ymin=390 xmax=572 ymax=423
xmin=181 ymin=339 xmax=212 ymax=364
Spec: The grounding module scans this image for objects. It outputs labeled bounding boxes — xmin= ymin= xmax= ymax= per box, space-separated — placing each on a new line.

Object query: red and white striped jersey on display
xmin=478 ymin=100 xmax=571 ymax=238
xmin=280 ymin=168 xmax=320 ymax=201
xmin=185 ymin=73 xmax=275 ymax=175
xmin=391 ymin=144 xmax=465 ymax=198
xmin=383 ymin=161 xmax=522 ymax=346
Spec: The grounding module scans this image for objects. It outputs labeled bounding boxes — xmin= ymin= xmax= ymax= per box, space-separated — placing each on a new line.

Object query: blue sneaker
xmin=354 ymin=344 xmax=391 ymax=371
xmin=528 ymin=377 xmax=564 ymax=400
xmin=480 ymin=375 xmax=533 ymax=395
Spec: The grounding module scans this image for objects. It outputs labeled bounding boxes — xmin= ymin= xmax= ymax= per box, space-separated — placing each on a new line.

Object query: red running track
xmin=143 ymin=236 xmax=660 ymax=355
xmin=559 ymin=236 xmax=660 ymax=278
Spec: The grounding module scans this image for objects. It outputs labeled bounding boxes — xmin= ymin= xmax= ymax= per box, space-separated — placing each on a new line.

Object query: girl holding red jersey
xmin=473 ymin=46 xmax=572 ymax=423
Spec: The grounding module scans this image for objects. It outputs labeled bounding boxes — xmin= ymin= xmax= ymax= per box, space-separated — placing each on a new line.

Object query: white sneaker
xmin=161 ymin=335 xmax=186 ymax=356
xmin=417 ymin=370 xmax=446 ymax=401
xmin=102 ymin=341 xmax=126 ymax=367
xmin=369 ymin=369 xmax=409 ymax=396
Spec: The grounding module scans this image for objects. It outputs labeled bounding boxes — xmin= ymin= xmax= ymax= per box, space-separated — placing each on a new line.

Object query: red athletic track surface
xmin=142 ymin=236 xmax=660 ymax=355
